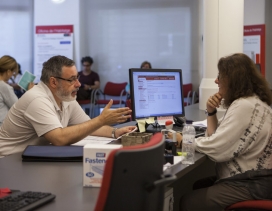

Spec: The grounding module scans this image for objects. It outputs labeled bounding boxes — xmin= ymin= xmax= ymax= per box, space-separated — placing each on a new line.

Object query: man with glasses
xmin=0 ymin=55 xmax=135 ymax=157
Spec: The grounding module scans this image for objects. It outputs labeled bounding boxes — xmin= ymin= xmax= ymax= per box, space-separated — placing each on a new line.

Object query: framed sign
xmin=34 ymin=25 xmax=74 ymax=82
xmin=243 ymin=24 xmax=265 ymax=76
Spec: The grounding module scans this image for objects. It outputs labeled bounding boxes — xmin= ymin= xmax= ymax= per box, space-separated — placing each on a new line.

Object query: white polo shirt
xmin=0 ymin=81 xmax=90 ymax=157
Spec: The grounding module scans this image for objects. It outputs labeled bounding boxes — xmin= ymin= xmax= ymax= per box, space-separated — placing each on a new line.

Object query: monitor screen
xmin=129 ymin=68 xmax=185 ymax=121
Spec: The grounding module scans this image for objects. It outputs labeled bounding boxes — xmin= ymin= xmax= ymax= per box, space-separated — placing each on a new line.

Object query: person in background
xmin=0 ymin=56 xmax=34 ymax=126
xmin=124 ymin=60 xmax=152 ymax=122
xmin=140 ymin=60 xmax=152 ymax=69
xmin=0 ymin=55 xmax=19 ymax=126
xmin=180 ymin=53 xmax=272 ymax=211
xmin=76 ymin=56 xmax=100 ymax=101
xmin=8 ymin=63 xmax=25 ymax=98
xmin=0 ymin=55 xmax=136 ymax=157
xmin=125 ymin=61 xmax=152 ymax=95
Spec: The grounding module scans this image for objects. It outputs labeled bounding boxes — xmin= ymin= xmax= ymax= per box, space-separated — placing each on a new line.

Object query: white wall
xmin=244 ymin=0 xmax=265 ymax=25
xmin=199 ymin=0 xmax=244 ymax=110
xmin=34 ymin=0 xmax=83 ymax=73
xmin=1 ymin=0 xmax=270 ymax=88
xmin=85 ymin=0 xmax=201 ymax=90
xmin=0 ymin=0 xmax=33 ymax=74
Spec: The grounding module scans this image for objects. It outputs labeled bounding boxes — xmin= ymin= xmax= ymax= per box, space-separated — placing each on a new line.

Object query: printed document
xmin=18 ymin=71 xmax=36 ymax=91
xmin=192 ymin=119 xmax=207 ymax=127
xmin=72 ymin=136 xmax=113 ymax=146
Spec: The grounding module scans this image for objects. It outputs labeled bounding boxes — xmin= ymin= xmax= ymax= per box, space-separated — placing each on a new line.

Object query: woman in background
xmin=0 ymin=56 xmax=34 ymax=126
xmin=8 ymin=63 xmax=25 ymax=98
xmin=140 ymin=61 xmax=152 ymax=69
xmin=77 ymin=56 xmax=100 ymax=101
xmin=125 ymin=61 xmax=152 ymax=95
xmin=0 ymin=55 xmax=19 ymax=125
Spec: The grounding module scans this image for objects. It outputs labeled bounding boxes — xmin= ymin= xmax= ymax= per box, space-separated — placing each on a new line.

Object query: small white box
xmin=83 ymin=144 xmax=122 ymax=187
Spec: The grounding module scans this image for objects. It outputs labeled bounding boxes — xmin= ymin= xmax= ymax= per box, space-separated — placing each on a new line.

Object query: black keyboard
xmin=0 ymin=190 xmax=56 ymax=211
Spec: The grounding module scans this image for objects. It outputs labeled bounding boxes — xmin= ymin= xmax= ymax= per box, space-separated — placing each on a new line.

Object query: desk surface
xmin=0 ymin=152 xmax=207 ymax=211
xmin=185 ymin=103 xmax=225 ymax=121
xmin=0 ymin=104 xmax=221 ymax=211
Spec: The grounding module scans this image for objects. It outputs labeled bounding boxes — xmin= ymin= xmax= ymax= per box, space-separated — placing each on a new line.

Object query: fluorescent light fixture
xmin=51 ymin=0 xmax=65 ymax=4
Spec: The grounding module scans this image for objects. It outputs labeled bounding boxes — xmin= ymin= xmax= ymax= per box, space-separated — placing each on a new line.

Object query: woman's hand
xmin=206 ymin=93 xmax=222 ymax=113
xmin=206 ymin=93 xmax=222 ymax=136
xmin=83 ymin=84 xmax=91 ymax=91
xmin=27 ymin=82 xmax=35 ymax=90
xmin=167 ymin=132 xmax=182 ymax=148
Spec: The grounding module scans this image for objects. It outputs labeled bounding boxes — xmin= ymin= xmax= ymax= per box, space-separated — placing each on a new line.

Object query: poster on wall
xmin=243 ymin=24 xmax=265 ymax=76
xmin=34 ymin=25 xmax=73 ymax=82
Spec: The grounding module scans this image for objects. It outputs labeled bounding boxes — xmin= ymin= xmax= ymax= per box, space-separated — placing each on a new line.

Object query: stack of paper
xmin=72 ymin=136 xmax=113 ymax=146
xmin=192 ymin=119 xmax=207 ymax=127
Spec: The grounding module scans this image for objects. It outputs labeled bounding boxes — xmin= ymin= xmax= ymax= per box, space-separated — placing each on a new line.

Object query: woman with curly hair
xmin=180 ymin=53 xmax=272 ymax=211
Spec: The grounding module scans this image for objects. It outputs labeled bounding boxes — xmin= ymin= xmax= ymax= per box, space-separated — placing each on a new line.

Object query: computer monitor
xmin=129 ymin=68 xmax=185 ymax=121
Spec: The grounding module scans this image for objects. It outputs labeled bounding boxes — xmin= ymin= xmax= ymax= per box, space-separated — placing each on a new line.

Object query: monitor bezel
xmin=129 ymin=68 xmax=185 ymax=121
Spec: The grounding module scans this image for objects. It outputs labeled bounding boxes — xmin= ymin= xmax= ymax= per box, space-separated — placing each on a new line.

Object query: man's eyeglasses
xmin=53 ymin=75 xmax=80 ymax=85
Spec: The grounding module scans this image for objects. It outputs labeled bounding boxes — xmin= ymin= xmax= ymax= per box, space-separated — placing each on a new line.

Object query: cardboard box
xmin=83 ymin=144 xmax=122 ymax=187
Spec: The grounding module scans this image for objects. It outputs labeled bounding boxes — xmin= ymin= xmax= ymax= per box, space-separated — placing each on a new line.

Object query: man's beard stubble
xmin=55 ymin=85 xmax=78 ymax=102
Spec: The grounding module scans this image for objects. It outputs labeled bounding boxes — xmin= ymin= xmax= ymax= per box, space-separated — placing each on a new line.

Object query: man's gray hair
xmin=40 ymin=55 xmax=75 ymax=84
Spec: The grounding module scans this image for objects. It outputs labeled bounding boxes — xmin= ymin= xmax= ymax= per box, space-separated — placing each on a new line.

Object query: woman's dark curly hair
xmin=218 ymin=53 xmax=272 ymax=108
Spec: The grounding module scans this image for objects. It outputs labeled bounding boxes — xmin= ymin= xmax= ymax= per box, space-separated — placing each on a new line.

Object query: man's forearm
xmin=91 ymin=125 xmax=114 ymax=138
xmin=44 ymin=116 xmax=105 ymax=146
xmin=91 ymin=84 xmax=100 ymax=90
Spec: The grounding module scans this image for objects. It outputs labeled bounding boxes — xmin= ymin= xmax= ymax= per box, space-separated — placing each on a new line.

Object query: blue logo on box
xmin=86 ymin=172 xmax=94 ymax=177
xmin=96 ymin=153 xmax=106 ymax=157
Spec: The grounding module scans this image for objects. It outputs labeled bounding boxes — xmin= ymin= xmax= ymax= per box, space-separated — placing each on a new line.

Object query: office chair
xmin=255 ymin=63 xmax=261 ymax=73
xmin=225 ymin=200 xmax=272 ymax=211
xmin=92 ymin=81 xmax=128 ymax=117
xmin=77 ymin=89 xmax=97 ymax=118
xmin=182 ymin=83 xmax=198 ymax=106
xmin=78 ymin=100 xmax=92 ymax=116
xmin=94 ymin=133 xmax=177 ymax=211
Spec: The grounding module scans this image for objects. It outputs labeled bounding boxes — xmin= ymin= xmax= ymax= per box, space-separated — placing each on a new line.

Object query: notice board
xmin=243 ymin=24 xmax=265 ymax=76
xmin=34 ymin=25 xmax=74 ymax=82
